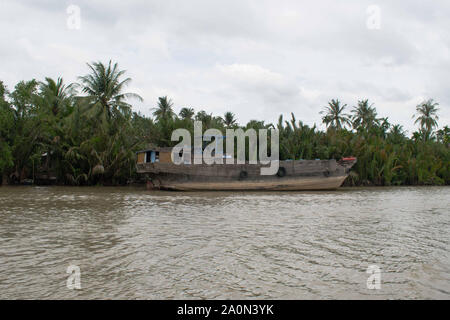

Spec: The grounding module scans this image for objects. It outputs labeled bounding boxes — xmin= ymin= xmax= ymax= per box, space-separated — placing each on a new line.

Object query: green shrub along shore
xmin=0 ymin=61 xmax=448 ymax=186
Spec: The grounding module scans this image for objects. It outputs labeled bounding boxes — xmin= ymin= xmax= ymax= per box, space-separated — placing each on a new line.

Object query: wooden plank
xmin=159 ymin=152 xmax=172 ymax=164
xmin=137 ymin=152 xmax=145 ymax=164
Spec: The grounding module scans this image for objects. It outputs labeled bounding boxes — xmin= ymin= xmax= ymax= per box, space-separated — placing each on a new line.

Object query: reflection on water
xmin=0 ymin=186 xmax=449 ymax=299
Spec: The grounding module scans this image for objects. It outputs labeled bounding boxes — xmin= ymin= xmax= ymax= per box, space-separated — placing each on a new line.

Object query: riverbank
xmin=1 ymin=182 xmax=449 ymax=189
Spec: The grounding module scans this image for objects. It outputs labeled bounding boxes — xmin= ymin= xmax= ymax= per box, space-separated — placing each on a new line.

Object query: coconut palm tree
xmin=245 ymin=119 xmax=273 ymax=130
xmin=152 ymin=96 xmax=175 ymax=121
xmin=77 ymin=60 xmax=143 ymax=120
xmin=0 ymin=81 xmax=14 ymax=180
xmin=390 ymin=124 xmax=406 ymax=137
xmin=320 ymin=99 xmax=351 ymax=130
xmin=222 ymin=111 xmax=237 ymax=128
xmin=39 ymin=77 xmax=75 ymax=116
xmin=436 ymin=126 xmax=449 ymax=144
xmin=387 ymin=124 xmax=406 ymax=144
xmin=351 ymin=99 xmax=379 ymax=130
xmin=413 ymin=99 xmax=439 ymax=139
xmin=179 ymin=107 xmax=195 ymax=120
xmin=195 ymin=110 xmax=212 ymax=125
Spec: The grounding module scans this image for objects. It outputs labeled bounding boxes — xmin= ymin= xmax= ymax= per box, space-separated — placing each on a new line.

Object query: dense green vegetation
xmin=0 ymin=61 xmax=448 ymax=186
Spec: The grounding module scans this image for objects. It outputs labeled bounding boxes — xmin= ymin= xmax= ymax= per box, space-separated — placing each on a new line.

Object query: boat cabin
xmin=136 ymin=147 xmax=173 ymax=164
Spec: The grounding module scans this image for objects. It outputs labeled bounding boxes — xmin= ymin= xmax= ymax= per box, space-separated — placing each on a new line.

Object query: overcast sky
xmin=1 ymin=0 xmax=449 ymax=134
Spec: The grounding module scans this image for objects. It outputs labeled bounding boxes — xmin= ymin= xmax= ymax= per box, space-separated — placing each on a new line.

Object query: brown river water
xmin=0 ymin=186 xmax=449 ymax=299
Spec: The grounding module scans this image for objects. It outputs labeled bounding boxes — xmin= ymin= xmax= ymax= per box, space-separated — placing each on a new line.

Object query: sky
xmin=1 ymin=0 xmax=449 ymax=134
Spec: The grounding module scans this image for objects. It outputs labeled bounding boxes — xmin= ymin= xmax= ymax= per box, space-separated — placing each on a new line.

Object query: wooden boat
xmin=136 ymin=147 xmax=357 ymax=191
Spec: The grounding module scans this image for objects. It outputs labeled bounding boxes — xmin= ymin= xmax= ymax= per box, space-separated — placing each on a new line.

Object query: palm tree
xmin=152 ymin=96 xmax=175 ymax=121
xmin=0 ymin=81 xmax=14 ymax=180
xmin=39 ymin=77 xmax=75 ymax=116
xmin=78 ymin=60 xmax=143 ymax=120
xmin=245 ymin=119 xmax=273 ymax=130
xmin=195 ymin=110 xmax=212 ymax=125
xmin=436 ymin=126 xmax=449 ymax=144
xmin=320 ymin=99 xmax=350 ymax=130
xmin=388 ymin=124 xmax=406 ymax=144
xmin=413 ymin=99 xmax=439 ymax=139
xmin=222 ymin=111 xmax=237 ymax=128
xmin=351 ymin=99 xmax=379 ymax=130
xmin=390 ymin=124 xmax=405 ymax=137
xmin=179 ymin=107 xmax=195 ymax=120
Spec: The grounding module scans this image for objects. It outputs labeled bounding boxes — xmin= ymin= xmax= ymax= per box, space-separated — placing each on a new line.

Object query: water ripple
xmin=0 ymin=186 xmax=449 ymax=299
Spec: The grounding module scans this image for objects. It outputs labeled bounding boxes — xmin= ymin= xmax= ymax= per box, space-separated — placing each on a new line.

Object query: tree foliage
xmin=0 ymin=64 xmax=448 ymax=186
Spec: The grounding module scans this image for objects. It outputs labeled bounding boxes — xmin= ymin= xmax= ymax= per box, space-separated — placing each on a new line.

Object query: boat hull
xmin=137 ymin=159 xmax=356 ymax=191
xmin=153 ymin=175 xmax=348 ymax=191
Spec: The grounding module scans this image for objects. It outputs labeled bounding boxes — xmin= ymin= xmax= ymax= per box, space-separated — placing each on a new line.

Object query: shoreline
xmin=0 ymin=183 xmax=448 ymax=189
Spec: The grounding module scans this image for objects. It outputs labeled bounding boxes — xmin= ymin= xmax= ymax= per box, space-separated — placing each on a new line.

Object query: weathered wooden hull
xmin=137 ymin=159 xmax=356 ymax=191
xmin=151 ymin=175 xmax=348 ymax=191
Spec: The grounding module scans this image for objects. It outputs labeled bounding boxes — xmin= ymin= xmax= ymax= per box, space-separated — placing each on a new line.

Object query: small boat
xmin=136 ymin=147 xmax=357 ymax=191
